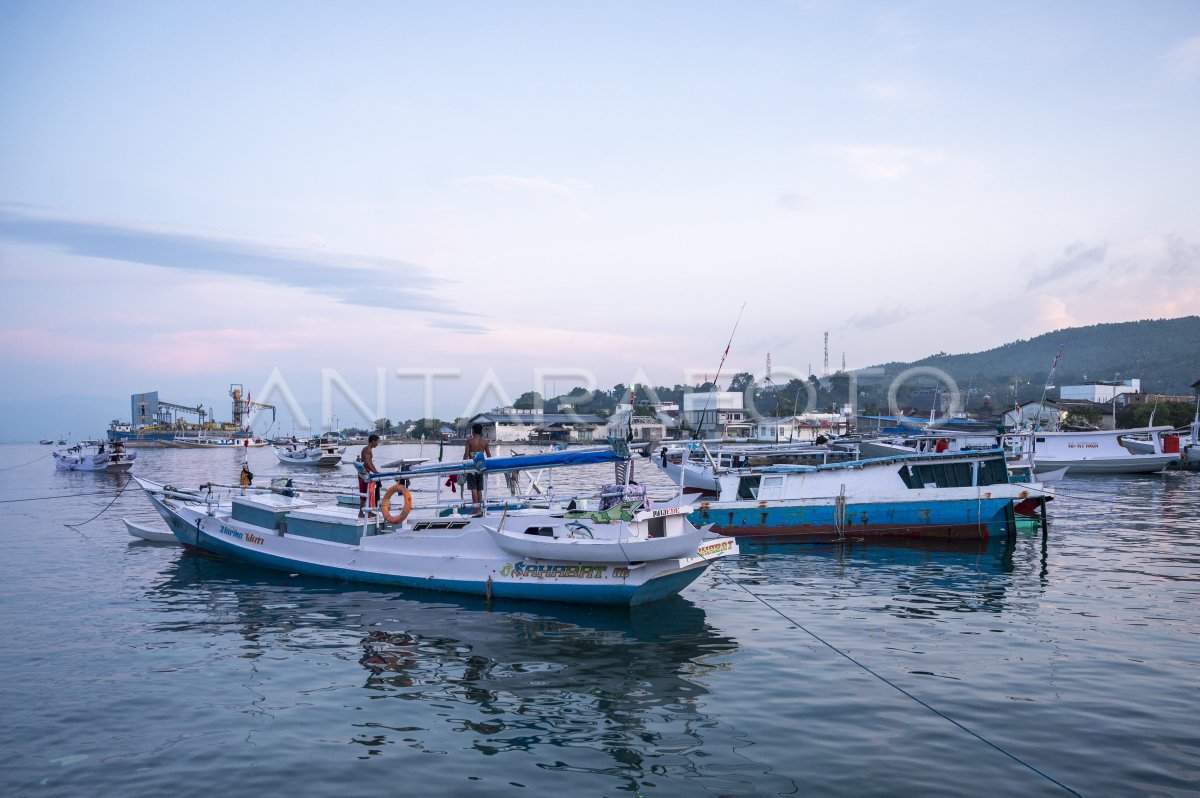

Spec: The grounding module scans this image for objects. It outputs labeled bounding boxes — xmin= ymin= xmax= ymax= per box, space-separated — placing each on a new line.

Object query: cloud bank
xmin=0 ymin=207 xmax=479 ymax=319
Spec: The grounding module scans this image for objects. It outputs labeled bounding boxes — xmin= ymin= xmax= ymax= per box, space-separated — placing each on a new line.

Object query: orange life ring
xmin=380 ymin=482 xmax=413 ymax=524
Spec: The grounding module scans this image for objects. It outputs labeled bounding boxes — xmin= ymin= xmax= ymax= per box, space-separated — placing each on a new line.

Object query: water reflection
xmin=146 ymin=556 xmax=797 ymax=794
xmin=732 ymin=535 xmax=1025 ymax=619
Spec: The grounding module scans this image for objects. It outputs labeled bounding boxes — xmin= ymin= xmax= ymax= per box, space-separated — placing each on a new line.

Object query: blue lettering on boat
xmin=219 ymin=525 xmax=244 ymax=540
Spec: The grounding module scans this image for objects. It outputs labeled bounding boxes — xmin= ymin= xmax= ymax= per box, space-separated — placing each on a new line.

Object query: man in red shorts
xmin=358 ymin=433 xmax=381 ymax=517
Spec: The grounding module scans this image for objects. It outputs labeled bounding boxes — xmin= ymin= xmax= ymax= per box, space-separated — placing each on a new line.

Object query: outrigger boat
xmin=53 ymin=442 xmax=136 ymax=472
xmin=684 ymin=449 xmax=1045 ymax=542
xmin=133 ymin=447 xmax=738 ymax=606
xmin=274 ymin=439 xmax=345 ymax=466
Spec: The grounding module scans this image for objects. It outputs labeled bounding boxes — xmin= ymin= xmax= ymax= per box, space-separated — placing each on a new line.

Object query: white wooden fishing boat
xmin=274 ymin=440 xmax=345 ymax=466
xmin=1022 ymin=426 xmax=1179 ymax=474
xmin=124 ymin=517 xmax=178 ymax=543
xmin=53 ymin=442 xmax=136 ymax=472
xmin=133 ymin=448 xmax=738 ymax=606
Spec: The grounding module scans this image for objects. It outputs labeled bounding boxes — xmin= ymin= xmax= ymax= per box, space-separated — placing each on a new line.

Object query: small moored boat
xmin=53 ymin=442 xmax=136 ymax=472
xmin=162 ymin=435 xmax=270 ymax=449
xmin=274 ymin=440 xmax=345 ymax=466
xmin=1023 ymin=426 xmax=1180 ymax=474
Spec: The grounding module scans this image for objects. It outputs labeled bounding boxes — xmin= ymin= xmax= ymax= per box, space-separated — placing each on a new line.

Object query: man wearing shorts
xmin=359 ymin=434 xmax=381 ymax=517
xmin=463 ymin=423 xmax=491 ymax=516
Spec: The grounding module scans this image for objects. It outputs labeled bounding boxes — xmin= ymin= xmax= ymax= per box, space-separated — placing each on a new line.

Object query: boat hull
xmin=692 ymin=494 xmax=1016 ymax=541
xmin=659 ymin=461 xmax=721 ymax=494
xmin=197 ymin=527 xmax=713 ymax=605
xmin=163 ymin=439 xmax=268 ymax=449
xmin=1033 ymin=455 xmax=1177 ymax=474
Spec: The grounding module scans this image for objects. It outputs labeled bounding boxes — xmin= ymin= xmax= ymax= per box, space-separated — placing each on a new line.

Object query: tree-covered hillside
xmin=864 ymin=316 xmax=1200 ymax=410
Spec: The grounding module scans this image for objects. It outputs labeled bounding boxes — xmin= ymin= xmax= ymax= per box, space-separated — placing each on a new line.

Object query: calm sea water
xmin=1 ymin=442 xmax=1198 ymax=797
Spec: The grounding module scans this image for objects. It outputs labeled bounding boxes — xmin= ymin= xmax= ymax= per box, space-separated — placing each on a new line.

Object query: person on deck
xmin=463 ymin=423 xmax=491 ymax=516
xmin=359 ymin=434 xmax=381 ymax=518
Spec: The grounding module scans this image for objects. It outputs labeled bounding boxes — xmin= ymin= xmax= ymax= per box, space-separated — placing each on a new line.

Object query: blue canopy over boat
xmin=371 ymin=447 xmax=624 ymax=480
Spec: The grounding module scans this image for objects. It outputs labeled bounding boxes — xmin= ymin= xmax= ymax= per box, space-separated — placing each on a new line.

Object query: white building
xmin=751 ymin=414 xmax=848 ymax=442
xmin=1003 ymin=401 xmax=1065 ymax=430
xmin=1060 ymin=379 xmax=1140 ymax=404
xmin=605 ymin=405 xmax=668 ymax=442
xmin=681 ymin=392 xmax=748 ymax=437
xmin=467 ymin=408 xmax=606 ymax=443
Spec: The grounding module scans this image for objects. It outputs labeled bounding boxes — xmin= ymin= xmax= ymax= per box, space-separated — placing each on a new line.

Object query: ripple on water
xmin=1 ymin=445 xmax=1199 ymax=795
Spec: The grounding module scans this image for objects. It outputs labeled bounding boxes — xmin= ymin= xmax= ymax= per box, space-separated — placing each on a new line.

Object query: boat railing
xmin=153 ymin=474 xmax=680 ymax=520
xmin=753 ymin=447 xmax=1008 ymax=473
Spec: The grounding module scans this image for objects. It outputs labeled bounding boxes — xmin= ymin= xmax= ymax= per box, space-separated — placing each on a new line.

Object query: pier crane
xmin=147 ymin=398 xmax=206 ymax=427
xmin=230 ymin=384 xmax=275 ymax=432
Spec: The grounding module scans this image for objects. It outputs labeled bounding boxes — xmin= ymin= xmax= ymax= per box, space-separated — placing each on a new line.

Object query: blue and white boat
xmin=133 ymin=448 xmax=738 ymax=606
xmin=688 ymin=449 xmax=1039 ymax=542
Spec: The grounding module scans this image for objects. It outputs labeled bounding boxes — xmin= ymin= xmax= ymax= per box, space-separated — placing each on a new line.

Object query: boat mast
xmin=693 ymin=302 xmax=746 ymax=440
xmin=1035 ymin=345 xmax=1064 ymax=430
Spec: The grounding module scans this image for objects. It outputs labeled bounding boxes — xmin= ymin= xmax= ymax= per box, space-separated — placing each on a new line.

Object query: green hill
xmin=863 ymin=316 xmax=1200 ymax=407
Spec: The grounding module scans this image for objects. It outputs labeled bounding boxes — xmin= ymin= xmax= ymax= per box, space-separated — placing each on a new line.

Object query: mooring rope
xmin=1023 ymin=483 xmax=1150 ymax=506
xmin=65 ymin=476 xmax=133 ymax=528
xmin=0 ymin=452 xmax=53 ymax=471
xmin=699 ymin=554 xmax=1083 ymax=796
xmin=0 ymin=488 xmax=129 ymax=504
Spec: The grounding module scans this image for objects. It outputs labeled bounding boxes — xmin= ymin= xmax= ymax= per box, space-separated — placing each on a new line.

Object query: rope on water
xmin=698 ymin=554 xmax=1083 ymax=797
xmin=1023 ymin=483 xmax=1153 ymax=506
xmin=65 ymin=476 xmax=133 ymax=528
xmin=0 ymin=488 xmax=129 ymax=504
xmin=0 ymin=452 xmax=53 ymax=471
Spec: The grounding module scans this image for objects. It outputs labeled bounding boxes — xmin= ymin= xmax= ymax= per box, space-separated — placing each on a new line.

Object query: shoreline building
xmin=681 ymin=392 xmax=750 ymax=438
xmin=1059 ymin=379 xmax=1141 ymax=404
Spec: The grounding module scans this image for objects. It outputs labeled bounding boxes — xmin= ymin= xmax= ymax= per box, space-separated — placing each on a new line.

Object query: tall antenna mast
xmin=765 ymin=353 xmax=779 ymax=416
xmin=823 ymin=332 xmax=829 ymax=377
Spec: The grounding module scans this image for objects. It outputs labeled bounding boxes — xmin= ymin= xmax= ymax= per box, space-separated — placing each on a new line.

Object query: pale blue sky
xmin=1 ymin=1 xmax=1198 ymax=437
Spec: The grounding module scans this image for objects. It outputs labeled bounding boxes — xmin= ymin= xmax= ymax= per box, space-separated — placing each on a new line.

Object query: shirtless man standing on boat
xmin=463 ymin=423 xmax=491 ymax=516
xmin=359 ymin=434 xmax=381 ymax=517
